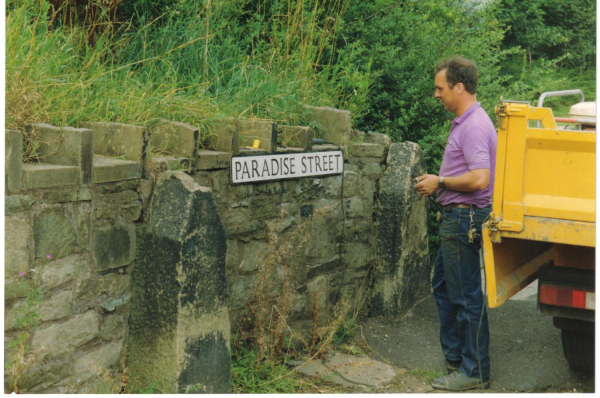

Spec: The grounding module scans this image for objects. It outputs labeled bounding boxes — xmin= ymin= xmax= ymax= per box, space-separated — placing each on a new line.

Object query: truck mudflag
xmin=231 ymin=151 xmax=343 ymax=184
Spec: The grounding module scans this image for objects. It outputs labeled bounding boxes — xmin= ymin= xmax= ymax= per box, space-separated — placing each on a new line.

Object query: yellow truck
xmin=482 ymin=90 xmax=595 ymax=372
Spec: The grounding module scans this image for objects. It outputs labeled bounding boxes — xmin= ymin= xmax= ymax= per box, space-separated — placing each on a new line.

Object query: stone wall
xmin=4 ymin=106 xmax=430 ymax=393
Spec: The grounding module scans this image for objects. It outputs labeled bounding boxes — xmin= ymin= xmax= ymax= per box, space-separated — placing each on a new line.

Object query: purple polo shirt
xmin=437 ymin=102 xmax=497 ymax=208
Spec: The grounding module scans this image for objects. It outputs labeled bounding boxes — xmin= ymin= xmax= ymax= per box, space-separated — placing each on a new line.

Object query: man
xmin=414 ymin=57 xmax=497 ymax=391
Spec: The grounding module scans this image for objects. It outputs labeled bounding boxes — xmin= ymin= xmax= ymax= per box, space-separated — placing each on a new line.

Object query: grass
xmin=409 ymin=367 xmax=446 ymax=383
xmin=231 ymin=343 xmax=300 ymax=393
xmin=6 ymin=0 xmax=371 ymax=161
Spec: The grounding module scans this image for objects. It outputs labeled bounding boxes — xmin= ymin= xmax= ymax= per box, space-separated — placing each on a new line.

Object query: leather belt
xmin=443 ymin=203 xmax=471 ymax=211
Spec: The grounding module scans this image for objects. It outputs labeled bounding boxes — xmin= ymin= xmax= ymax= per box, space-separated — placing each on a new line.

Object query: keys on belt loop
xmin=468 ymin=206 xmax=476 ymax=244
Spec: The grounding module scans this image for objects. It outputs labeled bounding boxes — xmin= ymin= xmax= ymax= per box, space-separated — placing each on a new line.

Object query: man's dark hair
xmin=436 ymin=57 xmax=478 ymax=94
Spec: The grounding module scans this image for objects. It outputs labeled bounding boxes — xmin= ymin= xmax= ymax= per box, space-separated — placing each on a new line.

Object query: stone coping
xmin=6 ymin=114 xmax=391 ymax=192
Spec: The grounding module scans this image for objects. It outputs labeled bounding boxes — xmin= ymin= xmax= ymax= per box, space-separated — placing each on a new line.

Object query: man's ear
xmin=455 ymin=82 xmax=465 ymax=94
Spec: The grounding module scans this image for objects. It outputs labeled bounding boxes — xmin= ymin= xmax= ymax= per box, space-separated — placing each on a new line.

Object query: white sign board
xmin=231 ymin=151 xmax=343 ymax=184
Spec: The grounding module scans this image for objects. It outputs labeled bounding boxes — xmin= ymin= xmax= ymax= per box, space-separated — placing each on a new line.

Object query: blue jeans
xmin=432 ymin=206 xmax=491 ymax=380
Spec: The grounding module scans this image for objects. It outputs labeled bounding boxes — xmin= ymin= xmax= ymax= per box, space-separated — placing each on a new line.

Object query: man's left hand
xmin=414 ymin=174 xmax=440 ymax=197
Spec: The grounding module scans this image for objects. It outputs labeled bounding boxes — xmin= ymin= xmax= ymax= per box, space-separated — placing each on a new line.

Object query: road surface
xmin=360 ymin=280 xmax=595 ymax=392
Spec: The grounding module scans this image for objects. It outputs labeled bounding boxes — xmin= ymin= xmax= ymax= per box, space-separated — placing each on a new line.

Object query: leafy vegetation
xmin=5 ymin=1 xmax=595 ymax=389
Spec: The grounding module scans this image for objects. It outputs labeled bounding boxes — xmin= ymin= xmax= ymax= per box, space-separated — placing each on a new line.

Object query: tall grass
xmin=6 ymin=0 xmax=371 ymax=159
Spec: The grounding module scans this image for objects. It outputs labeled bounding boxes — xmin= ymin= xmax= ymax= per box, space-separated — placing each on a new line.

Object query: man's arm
xmin=414 ymin=169 xmax=490 ymax=197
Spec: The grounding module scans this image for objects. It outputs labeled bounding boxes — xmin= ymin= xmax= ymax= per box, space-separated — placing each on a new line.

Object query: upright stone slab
xmin=150 ymin=120 xmax=199 ymax=169
xmin=81 ymin=122 xmax=151 ymax=179
xmin=5 ymin=130 xmax=22 ymax=192
xmin=306 ymin=106 xmax=352 ymax=153
xmin=26 ymin=124 xmax=94 ymax=185
xmin=236 ymin=120 xmax=278 ymax=153
xmin=372 ymin=142 xmax=430 ymax=317
xmin=278 ymin=125 xmax=313 ymax=150
xmin=205 ymin=120 xmax=240 ymax=155
xmin=129 ymin=171 xmax=230 ymax=393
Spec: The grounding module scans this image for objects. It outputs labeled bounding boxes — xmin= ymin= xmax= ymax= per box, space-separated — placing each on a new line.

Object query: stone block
xmin=121 ymin=200 xmax=142 ymax=222
xmin=312 ymin=143 xmax=343 ymax=152
xmin=197 ymin=150 xmax=232 ymax=170
xmin=41 ymin=254 xmax=87 ymax=289
xmin=239 ymin=240 xmax=269 ymax=273
xmin=345 ymin=198 xmax=365 ymax=219
xmin=306 ymin=256 xmax=341 ymax=280
xmin=129 ymin=171 xmax=230 ymax=393
xmin=5 ymin=214 xmax=31 ymax=279
xmin=82 ymin=122 xmax=151 ymax=178
xmin=22 ymin=163 xmax=79 ymax=189
xmin=279 ymin=125 xmax=313 ymax=150
xmin=280 ymin=202 xmax=299 ymax=217
xmin=225 ymin=239 xmax=241 ymax=274
xmin=100 ymin=313 xmax=127 ymax=341
xmin=344 ymin=242 xmax=374 ymax=270
xmin=236 ymin=120 xmax=278 ymax=153
xmin=372 ymin=142 xmax=430 ymax=317
xmin=18 ymin=358 xmax=71 ymax=393
xmin=350 ymin=143 xmax=385 ymax=158
xmin=342 ymin=170 xmax=359 ymax=198
xmin=26 ymin=124 xmax=94 ymax=185
xmin=94 ymin=180 xmax=140 ymax=195
xmin=228 ymin=274 xmax=259 ymax=312
xmin=5 ymin=299 xmax=26 ymax=331
xmin=138 ymin=178 xmax=154 ymax=209
xmin=6 ymin=129 xmax=22 ymax=191
xmin=364 ymin=130 xmax=391 ymax=145
xmin=5 ymin=279 xmax=35 ymax=300
xmin=204 ymin=120 xmax=240 ymax=155
xmin=237 ymin=147 xmax=269 ymax=156
xmin=31 ymin=310 xmax=99 ymax=359
xmin=324 ymin=175 xmax=342 ymax=198
xmin=305 ymin=217 xmax=334 ymax=262
xmin=363 ymin=131 xmax=391 ymax=157
xmin=95 ymin=194 xmax=119 ymax=220
xmin=151 ymin=120 xmax=199 ymax=168
xmin=93 ymin=224 xmax=136 ymax=271
xmin=348 ymin=156 xmax=385 ymax=166
xmin=120 ymin=190 xmax=139 ymax=204
xmin=153 ymin=156 xmax=191 ymax=172
xmin=276 ymin=147 xmax=305 ymax=154
xmin=34 ymin=207 xmax=77 ymax=259
xmin=5 ymin=195 xmax=36 ymax=214
xmin=363 ymin=163 xmax=384 ymax=180
xmin=41 ymin=189 xmax=92 ymax=204
xmin=72 ymin=339 xmax=124 ymax=383
xmin=251 ymin=196 xmax=282 ymax=219
xmin=38 ymin=290 xmax=73 ymax=322
xmin=306 ymin=106 xmax=352 ymax=152
xmin=93 ymin=155 xmax=139 ymax=184
xmin=74 ymin=273 xmax=131 ymax=313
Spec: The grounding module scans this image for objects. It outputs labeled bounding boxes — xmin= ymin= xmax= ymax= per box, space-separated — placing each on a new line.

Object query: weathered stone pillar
xmin=372 ymin=142 xmax=430 ymax=317
xmin=128 ymin=171 xmax=230 ymax=393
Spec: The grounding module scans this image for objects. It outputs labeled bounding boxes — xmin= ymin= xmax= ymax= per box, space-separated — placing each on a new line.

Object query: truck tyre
xmin=561 ymin=329 xmax=594 ymax=372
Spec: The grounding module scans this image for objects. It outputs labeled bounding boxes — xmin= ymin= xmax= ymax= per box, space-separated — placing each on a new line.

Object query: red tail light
xmin=539 ymin=285 xmax=595 ymax=310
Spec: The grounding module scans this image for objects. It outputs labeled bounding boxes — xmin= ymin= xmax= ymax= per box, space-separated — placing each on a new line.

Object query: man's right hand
xmin=414 ymin=174 xmax=441 ymax=197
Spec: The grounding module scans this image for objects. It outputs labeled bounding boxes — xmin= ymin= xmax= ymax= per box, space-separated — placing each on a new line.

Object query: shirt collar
xmin=451 ymin=102 xmax=481 ymax=126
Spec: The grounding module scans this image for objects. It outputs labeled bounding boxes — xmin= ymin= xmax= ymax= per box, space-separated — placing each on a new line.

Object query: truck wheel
xmin=561 ymin=329 xmax=594 ymax=372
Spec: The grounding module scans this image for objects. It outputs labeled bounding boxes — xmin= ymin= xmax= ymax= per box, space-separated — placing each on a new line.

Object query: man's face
xmin=434 ymin=69 xmax=458 ymax=113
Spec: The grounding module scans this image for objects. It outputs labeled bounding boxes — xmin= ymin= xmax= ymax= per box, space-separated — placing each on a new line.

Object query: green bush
xmin=496 ymin=0 xmax=596 ymax=70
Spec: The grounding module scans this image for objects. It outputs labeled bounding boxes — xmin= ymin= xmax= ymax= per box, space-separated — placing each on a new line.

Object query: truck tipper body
xmin=482 ymin=91 xmax=595 ymax=371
